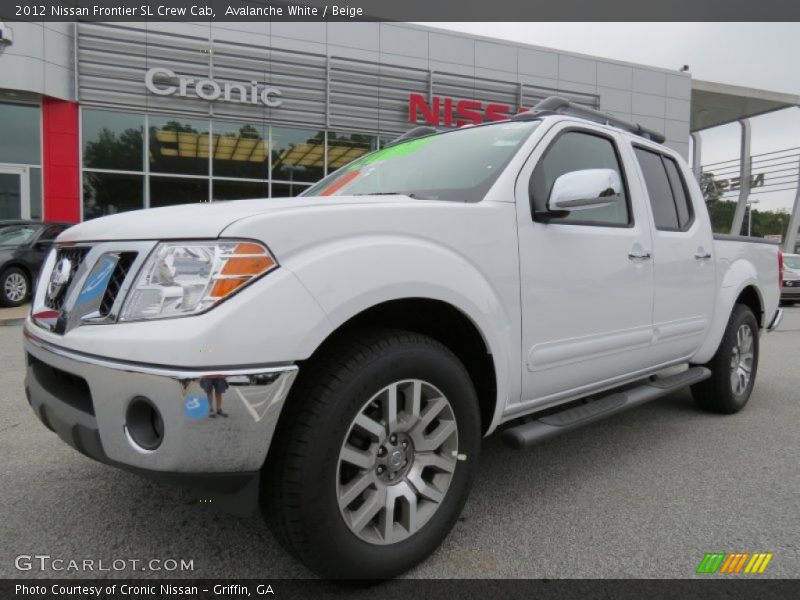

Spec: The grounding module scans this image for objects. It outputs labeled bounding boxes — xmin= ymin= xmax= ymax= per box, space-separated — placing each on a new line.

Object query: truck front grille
xmin=98 ymin=252 xmax=138 ymax=317
xmin=44 ymin=246 xmax=91 ymax=311
xmin=27 ymin=353 xmax=94 ymax=416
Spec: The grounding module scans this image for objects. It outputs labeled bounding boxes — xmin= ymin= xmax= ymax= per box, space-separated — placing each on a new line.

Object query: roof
xmin=691 ymin=80 xmax=800 ymax=131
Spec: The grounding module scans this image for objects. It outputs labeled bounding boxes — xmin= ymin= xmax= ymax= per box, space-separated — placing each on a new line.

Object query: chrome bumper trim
xmin=766 ymin=308 xmax=783 ymax=332
xmin=24 ymin=328 xmax=295 ymax=380
xmin=24 ymin=332 xmax=298 ymax=474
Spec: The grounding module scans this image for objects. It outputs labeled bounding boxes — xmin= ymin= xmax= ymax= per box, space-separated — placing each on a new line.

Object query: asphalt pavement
xmin=1 ymin=308 xmax=799 ymax=579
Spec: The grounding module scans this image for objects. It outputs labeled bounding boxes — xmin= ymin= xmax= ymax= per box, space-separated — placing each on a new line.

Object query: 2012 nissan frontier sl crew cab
xmin=24 ymin=97 xmax=783 ymax=579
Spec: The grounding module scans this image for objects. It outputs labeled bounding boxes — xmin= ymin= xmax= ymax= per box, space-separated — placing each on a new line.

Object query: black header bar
xmin=1 ymin=0 xmax=799 ymax=22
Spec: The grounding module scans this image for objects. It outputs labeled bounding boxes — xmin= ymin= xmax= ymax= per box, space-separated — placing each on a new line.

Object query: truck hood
xmin=59 ymin=195 xmax=413 ymax=242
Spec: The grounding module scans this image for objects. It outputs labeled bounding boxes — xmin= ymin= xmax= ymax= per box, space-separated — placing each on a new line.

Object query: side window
xmin=663 ymin=157 xmax=694 ymax=229
xmin=634 ymin=147 xmax=694 ymax=231
xmin=39 ymin=226 xmax=65 ymax=242
xmin=530 ymin=130 xmax=630 ymax=226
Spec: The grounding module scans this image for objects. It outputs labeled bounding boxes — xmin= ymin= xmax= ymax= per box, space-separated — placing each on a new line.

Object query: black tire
xmin=0 ymin=266 xmax=29 ymax=307
xmin=691 ymin=304 xmax=759 ymax=414
xmin=262 ymin=328 xmax=481 ymax=579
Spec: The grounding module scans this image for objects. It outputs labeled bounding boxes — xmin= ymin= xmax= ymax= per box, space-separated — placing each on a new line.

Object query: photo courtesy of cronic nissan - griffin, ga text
xmin=23 ymin=98 xmax=783 ymax=579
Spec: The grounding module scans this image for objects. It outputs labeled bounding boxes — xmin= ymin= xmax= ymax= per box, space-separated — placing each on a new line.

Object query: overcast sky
xmin=422 ymin=23 xmax=800 ymax=212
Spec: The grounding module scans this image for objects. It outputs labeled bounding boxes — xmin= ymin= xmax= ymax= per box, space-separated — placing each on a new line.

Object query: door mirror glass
xmin=548 ymin=168 xmax=622 ymax=212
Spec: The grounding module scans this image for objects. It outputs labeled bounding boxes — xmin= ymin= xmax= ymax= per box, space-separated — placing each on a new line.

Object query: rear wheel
xmin=0 ymin=267 xmax=29 ymax=307
xmin=262 ymin=329 xmax=481 ymax=579
xmin=691 ymin=304 xmax=759 ymax=414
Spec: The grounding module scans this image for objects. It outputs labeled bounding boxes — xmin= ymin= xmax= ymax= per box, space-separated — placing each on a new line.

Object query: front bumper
xmin=24 ymin=328 xmax=297 ymax=491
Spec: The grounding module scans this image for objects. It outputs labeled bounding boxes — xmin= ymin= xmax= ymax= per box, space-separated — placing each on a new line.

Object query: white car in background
xmin=781 ymin=253 xmax=800 ymax=305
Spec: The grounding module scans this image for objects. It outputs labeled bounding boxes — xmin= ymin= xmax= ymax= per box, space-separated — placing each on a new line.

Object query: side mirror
xmin=35 ymin=240 xmax=53 ymax=250
xmin=548 ymin=168 xmax=622 ymax=212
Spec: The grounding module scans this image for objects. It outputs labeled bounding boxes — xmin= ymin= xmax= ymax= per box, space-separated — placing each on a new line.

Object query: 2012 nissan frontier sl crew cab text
xmin=24 ymin=97 xmax=783 ymax=579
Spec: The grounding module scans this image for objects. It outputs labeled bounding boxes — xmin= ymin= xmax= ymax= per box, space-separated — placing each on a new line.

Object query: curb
xmin=0 ymin=318 xmax=26 ymax=327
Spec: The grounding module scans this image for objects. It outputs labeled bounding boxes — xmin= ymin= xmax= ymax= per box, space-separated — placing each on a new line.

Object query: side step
xmin=501 ymin=367 xmax=711 ymax=449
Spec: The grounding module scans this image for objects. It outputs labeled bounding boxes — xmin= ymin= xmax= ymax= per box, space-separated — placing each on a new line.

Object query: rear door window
xmin=662 ymin=157 xmax=693 ymax=229
xmin=634 ymin=147 xmax=694 ymax=231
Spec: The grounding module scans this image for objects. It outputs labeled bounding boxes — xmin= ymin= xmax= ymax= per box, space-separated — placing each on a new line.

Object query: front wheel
xmin=691 ymin=304 xmax=759 ymax=414
xmin=262 ymin=329 xmax=481 ymax=579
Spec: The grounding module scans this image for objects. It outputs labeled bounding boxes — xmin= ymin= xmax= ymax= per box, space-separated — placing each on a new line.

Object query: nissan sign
xmin=145 ymin=67 xmax=283 ymax=107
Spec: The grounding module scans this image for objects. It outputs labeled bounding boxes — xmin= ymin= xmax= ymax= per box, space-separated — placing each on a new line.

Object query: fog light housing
xmin=125 ymin=397 xmax=164 ymax=451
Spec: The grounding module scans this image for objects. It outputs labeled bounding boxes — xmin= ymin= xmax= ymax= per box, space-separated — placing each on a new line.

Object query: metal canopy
xmin=691 ymin=80 xmax=800 ymax=132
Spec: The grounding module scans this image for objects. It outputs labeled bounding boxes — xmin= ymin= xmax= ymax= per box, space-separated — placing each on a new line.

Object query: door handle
xmin=628 ymin=251 xmax=651 ymax=261
xmin=694 ymin=252 xmax=712 ymax=260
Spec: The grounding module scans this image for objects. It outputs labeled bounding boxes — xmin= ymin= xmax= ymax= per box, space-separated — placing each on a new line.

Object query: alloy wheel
xmin=336 ymin=379 xmax=459 ymax=545
xmin=729 ymin=323 xmax=754 ymax=396
xmin=4 ymin=272 xmax=27 ymax=303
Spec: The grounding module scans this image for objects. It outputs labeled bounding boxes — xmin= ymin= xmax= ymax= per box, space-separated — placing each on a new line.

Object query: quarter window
xmin=530 ymin=131 xmax=630 ymax=226
xmin=634 ymin=147 xmax=694 ymax=231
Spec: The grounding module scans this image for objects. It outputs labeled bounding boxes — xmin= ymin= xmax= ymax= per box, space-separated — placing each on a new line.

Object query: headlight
xmin=120 ymin=240 xmax=277 ymax=321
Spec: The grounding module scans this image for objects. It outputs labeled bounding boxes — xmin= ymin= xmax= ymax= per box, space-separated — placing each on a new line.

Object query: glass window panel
xmin=82 ymin=109 xmax=144 ymax=171
xmin=83 ymin=172 xmax=144 ymax=220
xmin=309 ymin=121 xmax=538 ymax=204
xmin=327 ymin=131 xmax=377 ymax=171
xmin=378 ymin=135 xmax=396 ymax=149
xmin=213 ymin=180 xmax=268 ymax=201
xmin=0 ymin=173 xmax=22 ymax=219
xmin=271 ymin=127 xmax=325 ymax=183
xmin=663 ymin=156 xmax=694 ymax=229
xmin=634 ymin=147 xmax=680 ymax=230
xmin=39 ymin=225 xmax=67 ymax=241
xmin=212 ymin=122 xmax=268 ymax=180
xmin=0 ymin=102 xmax=41 ymax=165
xmin=149 ymin=116 xmax=209 ymax=175
xmin=150 ymin=176 xmax=209 ymax=208
xmin=29 ymin=168 xmax=42 ymax=220
xmin=531 ymin=131 xmax=630 ymax=226
xmin=271 ymin=182 xmax=310 ymax=198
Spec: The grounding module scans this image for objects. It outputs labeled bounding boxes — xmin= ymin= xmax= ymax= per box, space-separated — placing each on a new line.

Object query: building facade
xmin=0 ymin=21 xmax=692 ymax=223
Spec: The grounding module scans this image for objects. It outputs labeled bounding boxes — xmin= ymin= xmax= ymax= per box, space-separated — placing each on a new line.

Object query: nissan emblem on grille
xmin=47 ymin=257 xmax=73 ymax=301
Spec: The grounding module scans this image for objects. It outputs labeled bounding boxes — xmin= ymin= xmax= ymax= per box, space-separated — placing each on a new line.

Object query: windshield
xmin=784 ymin=256 xmax=800 ymax=270
xmin=0 ymin=224 xmax=38 ymax=246
xmin=304 ymin=120 xmax=540 ymax=202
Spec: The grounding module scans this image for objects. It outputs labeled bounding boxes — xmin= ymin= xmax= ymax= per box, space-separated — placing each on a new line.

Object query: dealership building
xmin=0 ymin=20 xmax=797 ymax=237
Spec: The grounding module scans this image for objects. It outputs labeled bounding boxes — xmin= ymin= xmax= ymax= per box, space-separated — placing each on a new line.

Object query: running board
xmin=501 ymin=367 xmax=711 ymax=449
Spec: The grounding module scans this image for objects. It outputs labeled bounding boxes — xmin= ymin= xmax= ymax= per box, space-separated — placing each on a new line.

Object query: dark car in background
xmin=0 ymin=221 xmax=72 ymax=307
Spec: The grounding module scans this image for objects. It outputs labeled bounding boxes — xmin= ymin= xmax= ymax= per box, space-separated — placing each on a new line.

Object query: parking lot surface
xmin=2 ymin=308 xmax=799 ymax=579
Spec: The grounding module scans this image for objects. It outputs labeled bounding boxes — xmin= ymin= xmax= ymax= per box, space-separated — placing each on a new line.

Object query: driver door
xmin=514 ymin=122 xmax=655 ymax=410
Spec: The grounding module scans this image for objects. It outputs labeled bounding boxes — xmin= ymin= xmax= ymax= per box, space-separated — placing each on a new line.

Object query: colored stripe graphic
xmin=698 ymin=552 xmax=773 ymax=574
xmin=719 ymin=553 xmax=750 ymax=573
xmin=697 ymin=553 xmax=727 ymax=574
xmin=744 ymin=553 xmax=773 ymax=574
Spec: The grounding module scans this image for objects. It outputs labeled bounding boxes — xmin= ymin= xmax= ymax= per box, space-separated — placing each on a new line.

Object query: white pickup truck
xmin=24 ymin=98 xmax=783 ymax=579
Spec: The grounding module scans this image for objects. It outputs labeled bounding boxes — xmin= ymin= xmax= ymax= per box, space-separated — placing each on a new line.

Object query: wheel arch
xmin=692 ymin=281 xmax=765 ymax=365
xmin=0 ymin=261 xmax=32 ymax=281
xmin=734 ymin=285 xmax=764 ymax=328
xmin=292 ymin=298 xmax=500 ymax=436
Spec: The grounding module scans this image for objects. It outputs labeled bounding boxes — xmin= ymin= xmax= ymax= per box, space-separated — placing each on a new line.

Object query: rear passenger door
xmin=632 ymin=145 xmax=715 ymax=362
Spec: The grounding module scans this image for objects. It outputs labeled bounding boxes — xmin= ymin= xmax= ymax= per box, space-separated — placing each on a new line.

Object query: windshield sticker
xmin=348 ymin=136 xmax=436 ymax=171
xmin=321 ymin=169 xmax=361 ymax=196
